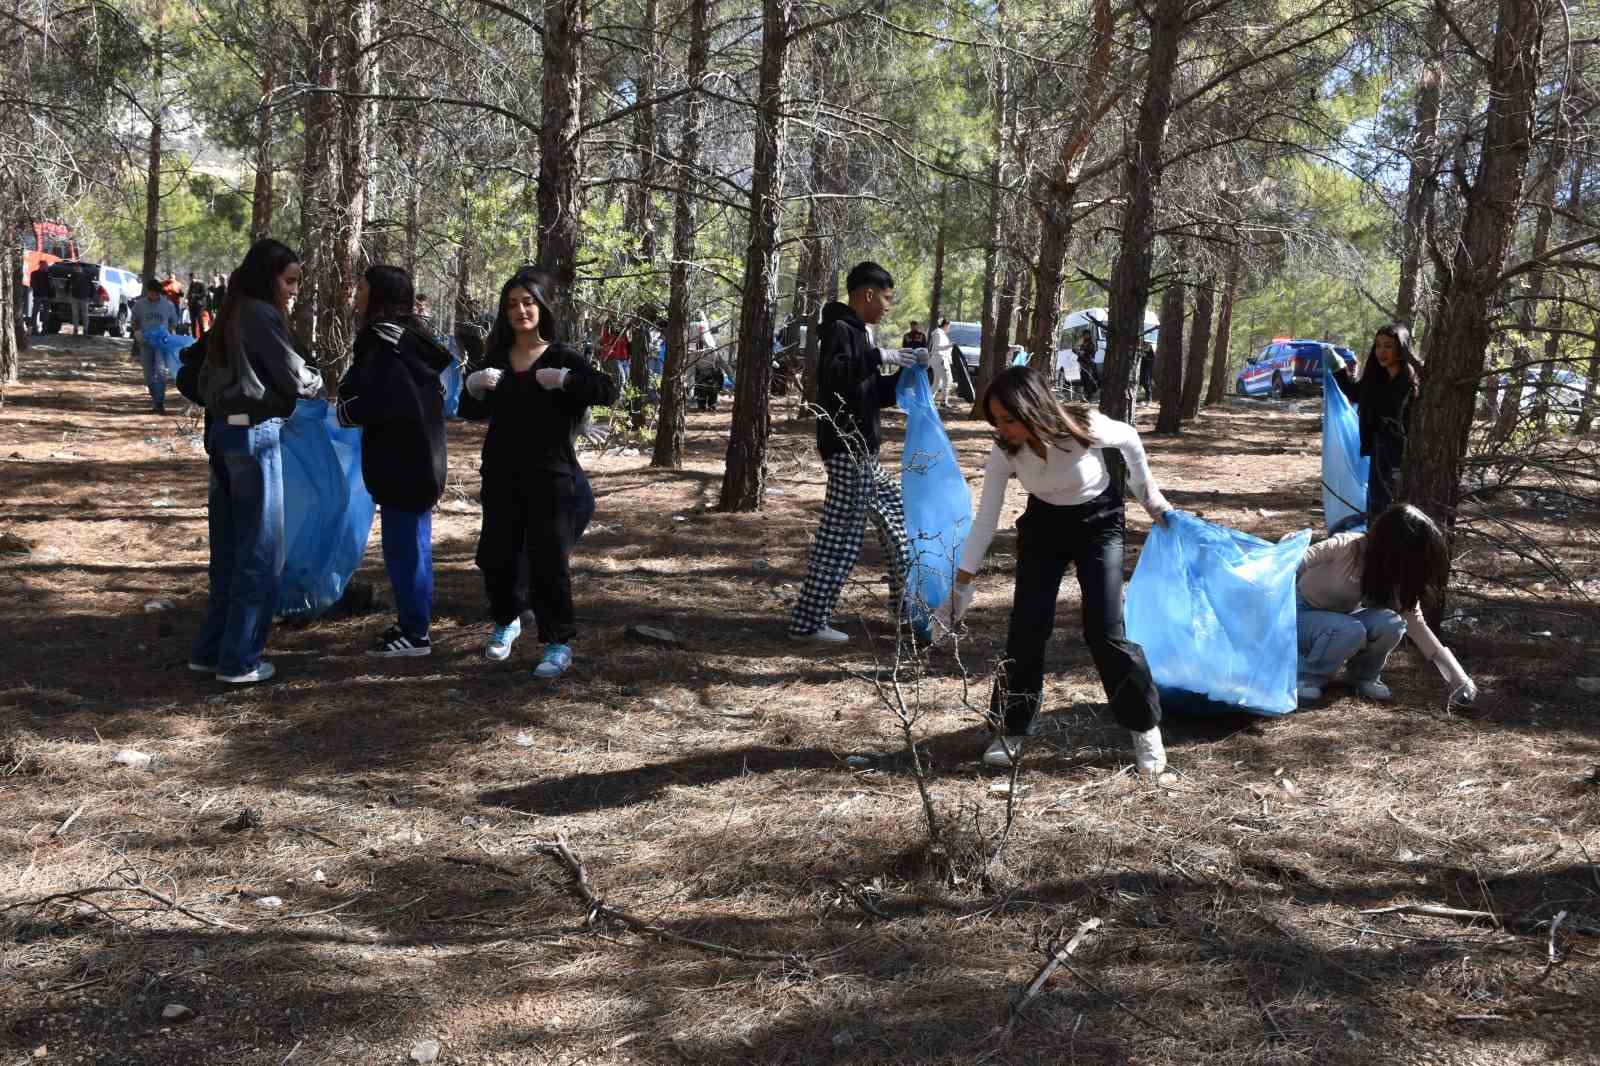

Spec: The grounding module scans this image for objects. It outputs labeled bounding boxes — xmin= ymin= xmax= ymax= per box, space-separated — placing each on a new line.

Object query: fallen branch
xmin=53 ymin=800 xmax=88 ymax=837
xmin=539 ymin=833 xmax=801 ymax=964
xmin=1057 ymin=957 xmax=1189 ymax=1041
xmin=1360 ymin=902 xmax=1600 ymax=936
xmin=1004 ymin=916 xmax=1102 ymax=1035
xmin=2 ymin=882 xmax=249 ymax=932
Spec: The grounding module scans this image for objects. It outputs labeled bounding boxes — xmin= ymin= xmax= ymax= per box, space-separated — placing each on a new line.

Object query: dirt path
xmin=3 ymin=336 xmax=1598 ymax=1065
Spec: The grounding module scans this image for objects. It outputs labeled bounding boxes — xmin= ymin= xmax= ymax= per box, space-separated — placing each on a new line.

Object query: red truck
xmin=21 ymin=219 xmax=79 ymax=288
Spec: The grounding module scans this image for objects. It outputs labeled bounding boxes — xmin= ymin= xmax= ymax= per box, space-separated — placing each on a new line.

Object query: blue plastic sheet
xmin=441 ymin=338 xmax=463 ymax=419
xmin=1322 ymin=363 xmax=1368 ymax=532
xmin=895 ymin=366 xmax=972 ymax=623
xmin=1125 ymin=512 xmax=1311 ymax=715
xmin=142 ymin=327 xmax=196 ymax=379
xmin=278 ymin=399 xmax=377 ymax=618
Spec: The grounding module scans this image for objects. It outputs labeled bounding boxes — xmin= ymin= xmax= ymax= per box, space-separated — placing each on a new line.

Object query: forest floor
xmin=2 ymin=332 xmax=1599 ymax=1066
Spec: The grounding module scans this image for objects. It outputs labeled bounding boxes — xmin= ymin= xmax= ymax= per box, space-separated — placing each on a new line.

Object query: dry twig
xmin=1004 ymin=916 xmax=1102 ymax=1034
xmin=2 ymin=882 xmax=249 ymax=932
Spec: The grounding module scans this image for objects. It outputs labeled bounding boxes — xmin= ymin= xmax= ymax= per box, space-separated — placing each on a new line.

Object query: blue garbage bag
xmin=895 ymin=366 xmax=972 ymax=624
xmin=1125 ymin=512 xmax=1311 ymax=715
xmin=277 ymin=399 xmax=377 ymax=618
xmin=441 ymin=338 xmax=463 ymax=419
xmin=1322 ymin=363 xmax=1368 ymax=532
xmin=142 ymin=327 xmax=196 ymax=379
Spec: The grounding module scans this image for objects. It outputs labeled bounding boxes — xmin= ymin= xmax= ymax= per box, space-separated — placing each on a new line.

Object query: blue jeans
xmin=135 ymin=340 xmax=166 ymax=409
xmin=191 ymin=419 xmax=286 ymax=675
xmin=1296 ymin=605 xmax=1405 ymax=686
xmin=381 ymin=507 xmax=433 ymax=638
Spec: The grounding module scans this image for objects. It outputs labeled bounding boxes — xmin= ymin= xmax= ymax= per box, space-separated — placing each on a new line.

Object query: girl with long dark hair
xmin=336 ymin=264 xmax=453 ymax=657
xmin=459 ymin=267 xmax=617 ymax=678
xmin=1296 ymin=503 xmax=1475 ymax=704
xmin=189 ymin=238 xmax=324 ymax=684
xmin=1326 ymin=323 xmax=1420 ymax=522
xmin=937 ymin=365 xmax=1174 ymax=773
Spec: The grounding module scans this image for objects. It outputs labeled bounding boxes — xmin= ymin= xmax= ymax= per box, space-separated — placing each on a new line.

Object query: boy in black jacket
xmin=789 ymin=261 xmax=930 ymax=644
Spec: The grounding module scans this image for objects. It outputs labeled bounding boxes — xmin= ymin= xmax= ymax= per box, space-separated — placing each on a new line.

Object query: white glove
xmin=466 ymin=368 xmax=502 ymax=399
xmin=879 ymin=347 xmax=917 ymax=369
xmin=1432 ymin=646 xmax=1475 ymax=704
xmin=535 ymin=367 xmax=569 ymax=390
xmin=934 ymin=582 xmax=975 ymax=634
xmin=1144 ymin=490 xmax=1174 ymax=526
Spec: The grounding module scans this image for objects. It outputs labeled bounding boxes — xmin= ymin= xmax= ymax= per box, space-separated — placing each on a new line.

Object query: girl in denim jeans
xmin=1296 ymin=504 xmax=1475 ymax=706
xmin=190 ymin=239 xmax=324 ymax=684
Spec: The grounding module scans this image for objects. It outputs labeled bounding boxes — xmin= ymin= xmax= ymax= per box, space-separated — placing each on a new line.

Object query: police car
xmin=1236 ymin=338 xmax=1354 ymax=398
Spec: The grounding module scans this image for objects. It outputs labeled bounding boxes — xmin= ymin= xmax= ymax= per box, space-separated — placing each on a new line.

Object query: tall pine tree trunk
xmin=1153 ymin=276 xmax=1185 ymax=433
xmin=970 ymin=18 xmax=1009 ymax=418
xmin=927 ymin=189 xmax=947 ymax=327
xmin=626 ymin=0 xmax=660 ymax=425
xmin=142 ymin=14 xmax=164 ymax=283
xmin=1101 ymin=0 xmax=1183 ymax=423
xmin=1180 ymin=274 xmax=1213 ymax=419
xmin=1406 ymin=0 xmax=1545 ymax=530
xmin=651 ymin=0 xmax=708 ymax=469
xmin=293 ymin=0 xmax=339 ymax=354
xmin=1393 ymin=6 xmax=1445 ymax=330
xmin=716 ymin=0 xmax=791 ymax=511
xmin=1204 ymin=253 xmax=1239 ymax=406
xmin=1491 ymin=148 xmax=1564 ymax=443
xmin=249 ymin=0 xmax=276 ymax=240
xmin=537 ymin=0 xmax=585 ymax=321
xmin=323 ymin=0 xmax=373 ymax=382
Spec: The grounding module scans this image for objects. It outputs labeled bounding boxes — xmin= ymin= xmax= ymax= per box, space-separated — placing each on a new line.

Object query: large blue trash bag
xmin=143 ymin=327 xmax=197 ymax=378
xmin=1125 ymin=512 xmax=1311 ymax=715
xmin=277 ymin=399 xmax=377 ymax=618
xmin=441 ymin=338 xmax=463 ymax=419
xmin=895 ymin=366 xmax=972 ymax=623
xmin=1322 ymin=363 xmax=1368 ymax=532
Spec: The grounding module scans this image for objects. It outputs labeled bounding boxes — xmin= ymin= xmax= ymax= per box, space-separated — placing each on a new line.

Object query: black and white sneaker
xmin=368 ymin=625 xmax=432 ymax=658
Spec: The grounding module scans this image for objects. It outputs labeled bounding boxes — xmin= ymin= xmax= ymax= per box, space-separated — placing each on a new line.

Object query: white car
xmin=43 ymin=262 xmax=144 ymax=337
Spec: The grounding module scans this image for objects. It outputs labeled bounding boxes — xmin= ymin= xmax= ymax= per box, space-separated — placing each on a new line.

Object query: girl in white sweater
xmin=939 ymin=366 xmax=1173 ymax=772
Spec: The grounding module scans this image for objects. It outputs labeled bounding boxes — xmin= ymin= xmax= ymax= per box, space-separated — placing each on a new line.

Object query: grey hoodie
xmin=200 ymin=299 xmax=323 ymax=423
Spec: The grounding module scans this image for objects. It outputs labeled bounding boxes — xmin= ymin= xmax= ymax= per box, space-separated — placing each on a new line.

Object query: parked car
xmin=43 ymin=261 xmax=143 ymax=337
xmin=1495 ymin=366 xmax=1588 ymax=420
xmin=946 ymin=320 xmax=1023 ymax=372
xmin=1236 ymin=339 xmax=1354 ymax=398
xmin=1055 ymin=307 xmax=1160 ymax=399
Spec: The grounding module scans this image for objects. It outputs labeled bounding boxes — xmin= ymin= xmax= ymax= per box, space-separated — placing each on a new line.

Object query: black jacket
xmin=337 ymin=320 xmax=453 ymax=512
xmin=199 ymin=299 xmax=324 ymax=424
xmin=816 ymin=301 xmax=901 ymax=460
xmin=458 ymin=342 xmax=617 ymax=482
xmin=1333 ymin=364 xmax=1413 ymax=458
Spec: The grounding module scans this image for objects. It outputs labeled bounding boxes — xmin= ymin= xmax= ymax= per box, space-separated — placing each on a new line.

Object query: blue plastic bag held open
xmin=142 ymin=327 xmax=196 ymax=379
xmin=441 ymin=338 xmax=463 ymax=418
xmin=278 ymin=399 xmax=377 ymax=617
xmin=1322 ymin=363 xmax=1368 ymax=532
xmin=895 ymin=366 xmax=972 ymax=623
xmin=1125 ymin=512 xmax=1311 ymax=715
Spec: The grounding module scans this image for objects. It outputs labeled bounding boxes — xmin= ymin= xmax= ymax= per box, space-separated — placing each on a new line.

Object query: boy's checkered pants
xmin=788 ymin=452 xmax=912 ymax=636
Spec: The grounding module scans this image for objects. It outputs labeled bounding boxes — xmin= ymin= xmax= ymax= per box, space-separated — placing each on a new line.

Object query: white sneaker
xmin=1130 ymin=726 xmax=1166 ymax=777
xmin=484 ymin=618 xmax=522 ymax=661
xmin=789 ymin=625 xmax=848 ymax=644
xmin=1297 ymin=683 xmax=1323 ymax=703
xmin=983 ymin=735 xmax=1025 ymax=768
xmin=1355 ymin=679 xmax=1393 ymax=702
xmin=217 ymin=661 xmax=275 ymax=685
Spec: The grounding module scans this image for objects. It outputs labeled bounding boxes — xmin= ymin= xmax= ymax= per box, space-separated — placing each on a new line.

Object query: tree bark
xmin=292 ymin=0 xmax=339 ymax=354
xmin=1153 ymin=277 xmax=1185 ymax=433
xmin=1100 ymin=0 xmax=1184 ymax=423
xmin=1180 ymin=274 xmax=1213 ymax=420
xmin=716 ymin=0 xmax=791 ymax=511
xmin=249 ymin=0 xmax=276 ymax=241
xmin=1577 ymin=319 xmax=1600 ymax=435
xmin=626 ymin=0 xmax=660 ymax=425
xmin=650 ymin=0 xmax=708 ymax=469
xmin=1 ymin=215 xmax=18 ymax=385
xmin=927 ymin=187 xmax=947 ymax=327
xmin=537 ymin=0 xmax=585 ymax=320
xmin=1393 ymin=6 xmax=1445 ymax=330
xmin=970 ymin=13 xmax=1009 ymax=418
xmin=1405 ymin=0 xmax=1545 ymax=530
xmin=142 ymin=14 xmax=164 ymax=283
xmin=1491 ymin=148 xmax=1564 ymax=444
xmin=1205 ymin=252 xmax=1239 ymax=406
xmin=323 ymin=0 xmax=374 ymax=382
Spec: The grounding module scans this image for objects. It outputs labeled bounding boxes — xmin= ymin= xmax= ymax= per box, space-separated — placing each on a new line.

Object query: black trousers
xmin=991 ymin=485 xmax=1162 ymax=737
xmin=477 ymin=471 xmax=579 ymax=644
xmin=1367 ymin=434 xmax=1402 ymax=524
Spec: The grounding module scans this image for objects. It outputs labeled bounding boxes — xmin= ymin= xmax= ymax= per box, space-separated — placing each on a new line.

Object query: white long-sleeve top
xmin=957 ymin=412 xmax=1169 ymax=574
xmin=928 ymin=327 xmax=953 ymax=366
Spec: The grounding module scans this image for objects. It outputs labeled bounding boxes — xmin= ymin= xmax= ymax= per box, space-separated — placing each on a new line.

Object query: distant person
xmin=28 ymin=262 xmax=50 ymax=334
xmin=187 ymin=273 xmax=208 ymax=337
xmin=1325 ymin=323 xmax=1418 ymax=522
xmin=928 ymin=317 xmax=953 ymax=405
xmin=161 ymin=272 xmax=184 ymax=321
xmin=900 ymin=320 xmax=927 ymax=350
xmin=68 ymin=264 xmax=94 ymax=334
xmin=208 ymin=273 xmax=227 ymax=315
xmin=1296 ymin=504 xmax=1475 ymax=705
xmin=336 ymin=264 xmax=453 ymax=658
xmin=459 ymin=267 xmax=618 ymax=679
xmin=1075 ymin=332 xmax=1101 ymax=400
xmin=190 ymin=238 xmax=325 ymax=685
xmin=1137 ymin=341 xmax=1156 ymax=403
xmin=130 ymin=279 xmax=182 ymax=413
xmin=937 ymin=365 xmax=1173 ymax=774
xmin=788 ymin=261 xmax=931 ymax=644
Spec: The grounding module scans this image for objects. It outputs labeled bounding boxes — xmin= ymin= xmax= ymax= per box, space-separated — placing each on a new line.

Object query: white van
xmin=1055 ymin=307 xmax=1160 ymax=397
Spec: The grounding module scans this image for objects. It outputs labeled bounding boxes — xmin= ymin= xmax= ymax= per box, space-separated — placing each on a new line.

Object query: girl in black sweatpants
xmin=459 ymin=268 xmax=617 ymax=678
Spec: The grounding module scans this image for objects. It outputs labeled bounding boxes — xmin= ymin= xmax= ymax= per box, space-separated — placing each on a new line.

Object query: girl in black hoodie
xmin=459 ymin=267 xmax=617 ymax=678
xmin=1326 ymin=322 xmax=1421 ymax=524
xmin=337 ymin=265 xmax=453 ymax=657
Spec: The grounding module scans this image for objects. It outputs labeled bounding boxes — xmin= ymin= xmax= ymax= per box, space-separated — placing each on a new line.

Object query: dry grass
xmin=2 ymin=334 xmax=1599 ymax=1065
